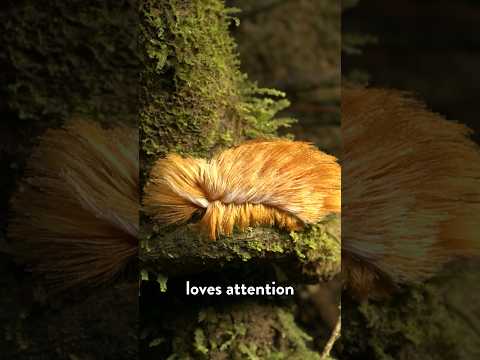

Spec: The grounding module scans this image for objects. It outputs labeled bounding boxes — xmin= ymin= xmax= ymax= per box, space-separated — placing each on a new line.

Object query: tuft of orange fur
xmin=342 ymin=87 xmax=480 ymax=298
xmin=143 ymin=140 xmax=341 ymax=239
xmin=8 ymin=119 xmax=139 ymax=291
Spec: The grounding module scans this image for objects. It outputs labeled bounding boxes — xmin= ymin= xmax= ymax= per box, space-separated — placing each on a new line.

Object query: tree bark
xmin=139 ymin=0 xmax=340 ymax=358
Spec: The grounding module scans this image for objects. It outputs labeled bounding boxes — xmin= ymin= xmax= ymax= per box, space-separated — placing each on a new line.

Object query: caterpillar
xmin=342 ymin=87 xmax=480 ymax=298
xmin=143 ymin=140 xmax=341 ymax=240
xmin=9 ymin=88 xmax=478 ymax=301
xmin=8 ymin=119 xmax=139 ymax=291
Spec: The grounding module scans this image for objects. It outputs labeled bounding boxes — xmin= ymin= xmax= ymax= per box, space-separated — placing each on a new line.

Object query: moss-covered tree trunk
xmin=139 ymin=1 xmax=340 ymax=358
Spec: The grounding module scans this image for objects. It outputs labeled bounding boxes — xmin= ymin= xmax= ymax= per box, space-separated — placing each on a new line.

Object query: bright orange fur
xmin=342 ymin=87 xmax=480 ymax=298
xmin=8 ymin=119 xmax=138 ymax=291
xmin=143 ymin=140 xmax=341 ymax=239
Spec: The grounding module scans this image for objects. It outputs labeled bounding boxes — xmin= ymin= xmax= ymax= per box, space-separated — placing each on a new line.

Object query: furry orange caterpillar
xmin=143 ymin=140 xmax=341 ymax=239
xmin=342 ymin=87 xmax=480 ymax=298
xmin=8 ymin=119 xmax=138 ymax=291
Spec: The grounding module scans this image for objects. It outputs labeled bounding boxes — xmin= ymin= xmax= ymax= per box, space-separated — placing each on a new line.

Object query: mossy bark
xmin=340 ymin=260 xmax=480 ymax=360
xmin=0 ymin=1 xmax=139 ymax=359
xmin=141 ymin=215 xmax=340 ymax=283
xmin=139 ymin=0 xmax=340 ymax=358
xmin=144 ymin=301 xmax=325 ymax=360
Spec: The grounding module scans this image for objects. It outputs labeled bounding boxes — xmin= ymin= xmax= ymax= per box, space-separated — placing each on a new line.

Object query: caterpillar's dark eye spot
xmin=187 ymin=208 xmax=206 ymax=224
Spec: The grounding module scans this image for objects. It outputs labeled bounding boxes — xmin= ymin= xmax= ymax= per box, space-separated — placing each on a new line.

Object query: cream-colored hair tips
xmin=143 ymin=139 xmax=341 ymax=239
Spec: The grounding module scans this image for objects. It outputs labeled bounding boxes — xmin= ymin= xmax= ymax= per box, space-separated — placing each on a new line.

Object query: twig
xmin=321 ymin=310 xmax=341 ymax=360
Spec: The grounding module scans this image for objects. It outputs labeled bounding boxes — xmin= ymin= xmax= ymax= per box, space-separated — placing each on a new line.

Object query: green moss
xmin=156 ymin=273 xmax=168 ymax=292
xmin=275 ymin=309 xmax=322 ymax=360
xmin=342 ymin=262 xmax=480 ymax=359
xmin=290 ymin=217 xmax=340 ymax=261
xmin=241 ymin=233 xmax=286 ymax=256
xmin=1 ymin=1 xmax=140 ymax=125
xmin=141 ymin=214 xmax=340 ymax=279
xmin=193 ymin=328 xmax=209 ymax=357
xmin=343 ymin=286 xmax=441 ymax=359
xmin=289 ymin=215 xmax=341 ymax=280
xmin=163 ymin=304 xmax=322 ymax=359
xmin=139 ymin=0 xmax=294 ymax=165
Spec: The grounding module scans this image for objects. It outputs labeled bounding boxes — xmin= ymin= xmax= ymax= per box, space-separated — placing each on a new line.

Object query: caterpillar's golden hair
xmin=8 ymin=119 xmax=138 ymax=291
xmin=342 ymin=87 xmax=480 ymax=298
xmin=143 ymin=140 xmax=341 ymax=239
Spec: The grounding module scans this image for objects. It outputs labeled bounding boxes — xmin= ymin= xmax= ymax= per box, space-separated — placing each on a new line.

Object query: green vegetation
xmin=140 ymin=0 xmax=294 ymax=164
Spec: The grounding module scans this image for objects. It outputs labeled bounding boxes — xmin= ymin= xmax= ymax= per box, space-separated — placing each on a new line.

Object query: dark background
xmin=1 ymin=0 xmax=479 ymax=358
xmin=341 ymin=1 xmax=480 ymax=359
xmin=343 ymin=0 xmax=480 ymax=143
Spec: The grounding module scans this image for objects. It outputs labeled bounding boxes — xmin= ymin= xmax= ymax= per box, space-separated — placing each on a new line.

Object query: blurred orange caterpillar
xmin=342 ymin=87 xmax=480 ymax=298
xmin=8 ymin=120 xmax=138 ymax=291
xmin=143 ymin=140 xmax=341 ymax=239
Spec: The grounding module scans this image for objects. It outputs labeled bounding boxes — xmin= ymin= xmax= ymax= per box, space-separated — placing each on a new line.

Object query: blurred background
xmin=343 ymin=1 xmax=480 ymax=359
xmin=229 ymin=0 xmax=480 ymax=358
xmin=343 ymin=0 xmax=480 ymax=144
xmin=228 ymin=0 xmax=341 ymax=156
